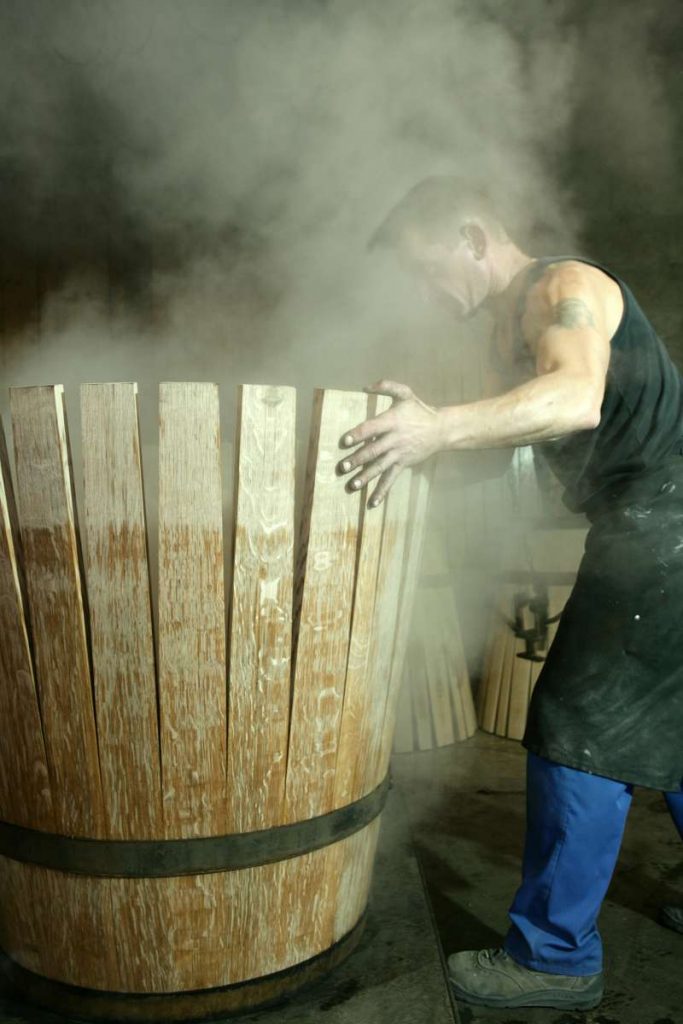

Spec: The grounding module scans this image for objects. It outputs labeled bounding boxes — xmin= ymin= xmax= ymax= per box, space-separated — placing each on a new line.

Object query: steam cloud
xmin=1 ymin=0 xmax=680 ymax=675
xmin=0 ymin=0 xmax=679 ymax=397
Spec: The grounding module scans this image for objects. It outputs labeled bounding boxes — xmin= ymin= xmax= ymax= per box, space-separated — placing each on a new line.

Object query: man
xmin=337 ymin=177 xmax=683 ymax=1011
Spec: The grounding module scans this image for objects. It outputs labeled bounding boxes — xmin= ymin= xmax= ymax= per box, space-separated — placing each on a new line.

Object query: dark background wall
xmin=563 ymin=1 xmax=683 ymax=359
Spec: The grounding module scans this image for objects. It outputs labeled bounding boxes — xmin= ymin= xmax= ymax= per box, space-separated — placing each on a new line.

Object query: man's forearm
xmin=337 ymin=369 xmax=603 ymax=508
xmin=436 ymin=372 xmax=601 ymax=451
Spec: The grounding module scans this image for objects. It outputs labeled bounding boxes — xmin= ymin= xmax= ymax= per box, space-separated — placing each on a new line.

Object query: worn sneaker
xmin=659 ymin=906 xmax=683 ymax=934
xmin=448 ymin=948 xmax=603 ymax=1010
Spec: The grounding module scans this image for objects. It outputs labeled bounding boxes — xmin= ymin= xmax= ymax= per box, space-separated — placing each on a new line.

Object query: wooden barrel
xmin=0 ymin=382 xmax=431 ymax=1022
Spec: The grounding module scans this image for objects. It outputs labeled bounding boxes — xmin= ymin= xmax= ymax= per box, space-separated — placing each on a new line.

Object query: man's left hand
xmin=337 ymin=380 xmax=442 ymax=507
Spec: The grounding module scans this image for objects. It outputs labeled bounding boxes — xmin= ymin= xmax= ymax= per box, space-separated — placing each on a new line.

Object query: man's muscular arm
xmin=339 ymin=264 xmax=613 ymax=506
xmin=436 ymin=274 xmax=610 ymax=450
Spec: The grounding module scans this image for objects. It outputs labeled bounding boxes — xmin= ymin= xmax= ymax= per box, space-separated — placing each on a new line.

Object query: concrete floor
xmin=0 ymin=733 xmax=679 ymax=1024
xmin=396 ymin=734 xmax=683 ymax=1024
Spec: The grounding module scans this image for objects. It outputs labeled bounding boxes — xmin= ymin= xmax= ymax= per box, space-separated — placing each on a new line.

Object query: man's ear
xmin=460 ymin=222 xmax=487 ymax=261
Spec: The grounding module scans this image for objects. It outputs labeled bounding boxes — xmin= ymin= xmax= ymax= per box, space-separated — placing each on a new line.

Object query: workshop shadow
xmin=414 ymin=841 xmax=505 ymax=955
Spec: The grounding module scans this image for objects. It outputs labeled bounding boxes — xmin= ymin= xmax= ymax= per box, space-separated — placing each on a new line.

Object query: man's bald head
xmin=369 ymin=176 xmax=509 ymax=252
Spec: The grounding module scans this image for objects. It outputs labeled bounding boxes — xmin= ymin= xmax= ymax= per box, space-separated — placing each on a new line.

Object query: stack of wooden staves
xmin=0 ymin=382 xmax=431 ymax=1018
xmin=393 ymin=519 xmax=477 ymax=752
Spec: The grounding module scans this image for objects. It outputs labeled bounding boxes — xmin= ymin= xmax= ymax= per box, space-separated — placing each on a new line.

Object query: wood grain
xmin=479 ymin=591 xmax=508 ymax=733
xmin=0 ymin=827 xmax=379 ymax=993
xmin=506 ymin=624 xmax=533 ymax=741
xmin=409 ymin=526 xmax=455 ymax=749
xmin=495 ymin=594 xmax=516 ymax=737
xmin=376 ymin=467 xmax=432 ymax=782
xmin=284 ymin=390 xmax=366 ymax=823
xmin=355 ymin=465 xmax=414 ymax=797
xmin=0 ymin=856 xmax=119 ymax=990
xmin=421 ymin=601 xmax=457 ymax=748
xmin=10 ymin=385 xmax=105 ymax=837
xmin=402 ymin=518 xmax=476 ymax=750
xmin=81 ymin=383 xmax=163 ymax=839
xmin=157 ymin=382 xmax=227 ymax=838
xmin=333 ymin=395 xmax=389 ymax=809
xmin=227 ymin=385 xmax=295 ymax=832
xmin=0 ymin=422 xmax=53 ymax=829
xmin=452 ymin=607 xmax=477 ymax=738
xmin=329 ymin=817 xmax=380 ymax=945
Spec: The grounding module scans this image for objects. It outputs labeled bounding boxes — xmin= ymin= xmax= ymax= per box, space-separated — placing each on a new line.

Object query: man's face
xmin=399 ymin=227 xmax=492 ymax=320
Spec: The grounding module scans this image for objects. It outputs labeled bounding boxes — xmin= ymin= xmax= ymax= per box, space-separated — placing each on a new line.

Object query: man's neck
xmin=484 ymin=243 xmax=536 ymax=319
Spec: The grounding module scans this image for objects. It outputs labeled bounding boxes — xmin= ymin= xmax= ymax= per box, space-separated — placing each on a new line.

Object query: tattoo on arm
xmin=551 ymin=298 xmax=597 ymax=329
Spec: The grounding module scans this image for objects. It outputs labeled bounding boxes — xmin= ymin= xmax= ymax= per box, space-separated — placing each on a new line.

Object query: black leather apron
xmin=520 ymin=258 xmax=683 ymax=791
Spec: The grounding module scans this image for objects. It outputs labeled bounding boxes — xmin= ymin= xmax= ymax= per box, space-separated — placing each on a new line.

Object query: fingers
xmin=368 ymin=464 xmax=403 ymax=507
xmin=339 ymin=381 xmax=414 ymax=449
xmin=337 ymin=435 xmax=393 ymax=475
xmin=337 ymin=381 xmax=418 ymax=508
xmin=364 ymin=379 xmax=414 ymax=402
xmin=345 ymin=450 xmax=397 ymax=495
xmin=339 ymin=408 xmax=393 ymax=449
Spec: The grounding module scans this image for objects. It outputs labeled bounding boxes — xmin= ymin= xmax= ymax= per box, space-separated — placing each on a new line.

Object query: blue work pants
xmin=504 ymin=752 xmax=683 ymax=976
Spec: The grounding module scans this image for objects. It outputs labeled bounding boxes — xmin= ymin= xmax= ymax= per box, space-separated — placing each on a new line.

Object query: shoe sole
xmin=450 ymin=980 xmax=603 ymax=1011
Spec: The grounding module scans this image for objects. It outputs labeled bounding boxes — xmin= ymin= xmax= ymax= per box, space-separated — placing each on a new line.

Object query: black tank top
xmin=520 ymin=257 xmax=683 ymax=518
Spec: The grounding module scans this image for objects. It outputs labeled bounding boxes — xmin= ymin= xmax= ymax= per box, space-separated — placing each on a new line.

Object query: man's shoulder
xmin=531 ymin=259 xmax=609 ymax=302
xmin=525 ymin=259 xmax=623 ymax=338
